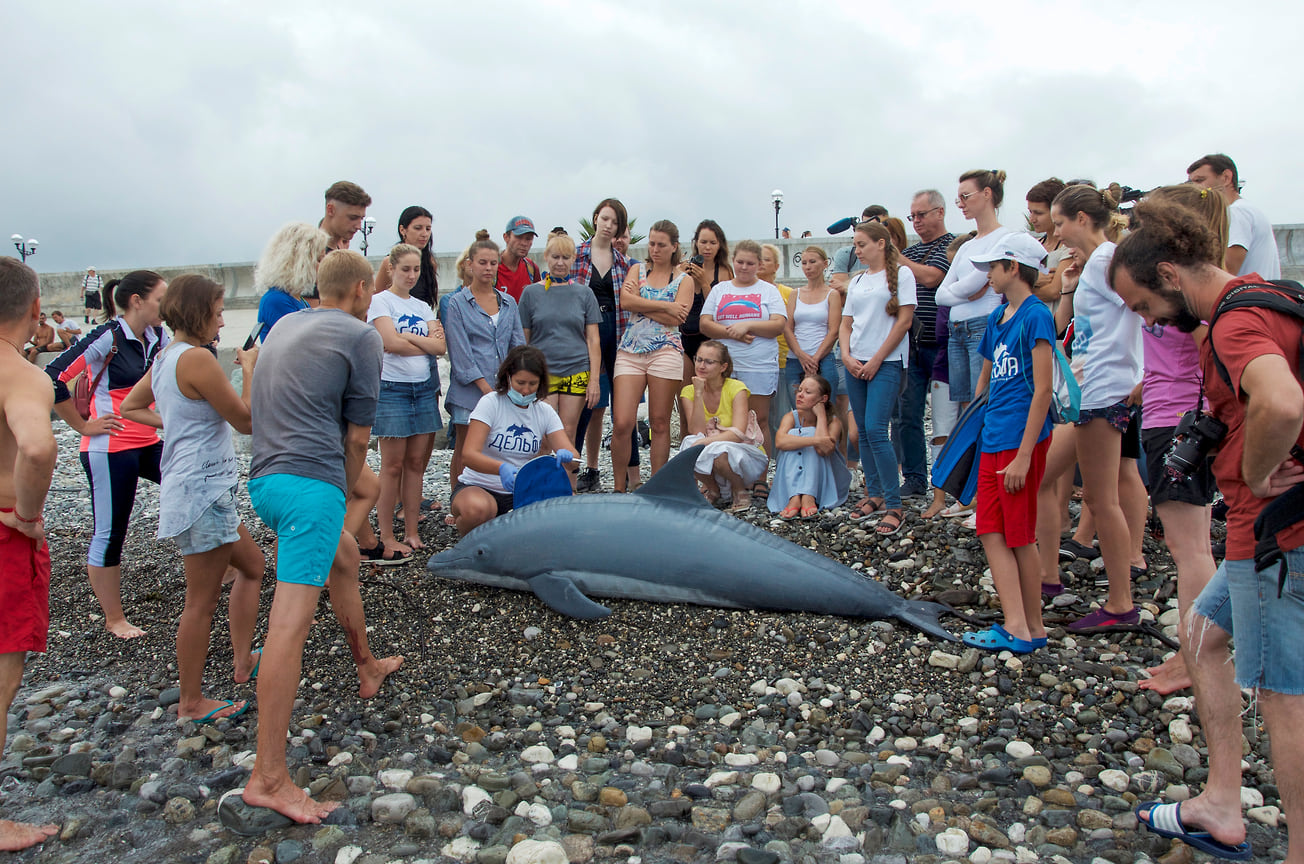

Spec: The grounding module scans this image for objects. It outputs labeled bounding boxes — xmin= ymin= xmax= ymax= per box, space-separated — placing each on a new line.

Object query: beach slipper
xmin=359 ymin=544 xmax=411 ymax=567
xmin=1041 ymin=582 xmax=1065 ymax=598
xmin=849 ymin=498 xmax=884 ymax=524
xmin=961 ymin=625 xmax=1038 ymax=654
xmin=751 ymin=481 xmax=770 ymax=503
xmin=246 ymin=648 xmax=262 ymax=682
xmin=875 ymin=510 xmax=904 ymax=536
xmin=940 ymin=502 xmax=972 ymax=518
xmin=730 ymin=491 xmax=752 ymax=513
xmin=189 ymin=699 xmax=249 ymax=725
xmin=799 ymin=504 xmax=819 ymax=520
xmin=1135 ymin=801 xmax=1251 ymax=861
xmin=779 ymin=504 xmax=801 ymax=520
xmin=420 ymin=497 xmax=443 ymax=512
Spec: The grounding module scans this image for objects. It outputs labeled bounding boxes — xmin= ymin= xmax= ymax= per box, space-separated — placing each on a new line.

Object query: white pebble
xmin=556 ymin=754 xmax=578 ymax=771
xmin=1006 ymin=821 xmax=1026 ymax=843
xmin=108 ymin=686 xmax=128 ymax=699
xmin=1169 ymin=717 xmax=1194 ymax=745
xmin=626 ymin=725 xmax=652 ymax=745
xmin=704 ymin=771 xmax=739 ymax=788
xmin=1241 ymin=787 xmax=1265 ymax=808
xmin=506 ymin=839 xmax=567 ymax=864
xmin=378 ymin=768 xmax=413 ymax=790
xmin=442 ymin=836 xmax=482 ymax=862
xmin=1097 ymin=769 xmax=1129 ymax=792
xmin=752 ymin=772 xmax=781 ymax=795
xmin=335 ymin=847 xmax=363 ymax=864
xmin=724 ymin=753 xmax=758 ymax=767
xmin=327 ymin=752 xmax=353 ymax=767
xmin=969 ymin=846 xmax=993 ymax=864
xmin=520 ymin=745 xmax=555 ymax=764
xmin=462 ymin=785 xmax=492 ymax=815
xmin=826 ymin=778 xmax=847 ymax=795
xmin=894 ymin=737 xmax=918 ymax=752
xmin=1005 ymin=741 xmax=1035 ymax=760
xmin=1248 ymin=805 xmax=1280 ymax=826
xmin=935 ymin=827 xmax=969 ymax=854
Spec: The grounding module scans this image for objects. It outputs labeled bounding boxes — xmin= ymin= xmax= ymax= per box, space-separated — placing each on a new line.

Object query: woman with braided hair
xmin=840 ymin=220 xmax=916 ymax=535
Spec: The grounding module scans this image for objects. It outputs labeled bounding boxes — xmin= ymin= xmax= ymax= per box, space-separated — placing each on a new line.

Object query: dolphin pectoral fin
xmin=896 ymin=599 xmax=960 ymax=642
xmin=530 ymin=572 xmax=612 ymax=619
xmin=634 ymin=444 xmax=713 ymax=508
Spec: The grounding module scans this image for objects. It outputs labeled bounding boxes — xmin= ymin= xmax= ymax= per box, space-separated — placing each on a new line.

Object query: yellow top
xmin=680 ymin=377 xmax=750 ymax=427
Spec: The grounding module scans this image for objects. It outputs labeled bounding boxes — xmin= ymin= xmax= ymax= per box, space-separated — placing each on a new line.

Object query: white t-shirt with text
xmin=368 ymin=291 xmax=436 ymax=383
xmin=1070 ymin=241 xmax=1143 ymax=410
xmin=702 ymin=279 xmax=787 ymax=373
xmin=458 ymin=391 xmax=564 ymax=494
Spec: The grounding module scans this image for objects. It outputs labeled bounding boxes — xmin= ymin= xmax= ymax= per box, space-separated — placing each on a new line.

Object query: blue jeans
xmin=783 ymin=355 xmax=839 ymax=402
xmin=891 ymin=343 xmax=937 ymax=489
xmin=947 ymin=316 xmax=988 ymax=404
xmin=844 ymin=359 xmax=904 ymax=509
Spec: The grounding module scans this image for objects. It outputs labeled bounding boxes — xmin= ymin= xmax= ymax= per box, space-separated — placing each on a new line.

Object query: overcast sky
xmin=5 ymin=0 xmax=1302 ymax=274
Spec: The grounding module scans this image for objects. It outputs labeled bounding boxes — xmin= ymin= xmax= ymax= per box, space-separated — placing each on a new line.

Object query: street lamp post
xmin=359 ymin=216 xmax=376 ymax=256
xmin=11 ymin=234 xmax=38 ymax=263
xmin=771 ymin=190 xmax=784 ymax=240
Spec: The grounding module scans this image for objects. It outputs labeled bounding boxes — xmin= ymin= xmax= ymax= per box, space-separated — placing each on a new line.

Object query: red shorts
xmin=0 ymin=522 xmax=51 ymax=654
xmin=975 ymin=437 xmax=1050 ymax=548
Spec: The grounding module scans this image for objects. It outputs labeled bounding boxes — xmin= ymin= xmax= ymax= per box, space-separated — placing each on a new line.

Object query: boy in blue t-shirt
xmin=962 ymin=234 xmax=1056 ymax=654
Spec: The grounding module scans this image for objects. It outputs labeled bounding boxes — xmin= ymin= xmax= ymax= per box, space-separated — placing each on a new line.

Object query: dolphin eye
xmin=476 ymin=549 xmax=484 ymax=556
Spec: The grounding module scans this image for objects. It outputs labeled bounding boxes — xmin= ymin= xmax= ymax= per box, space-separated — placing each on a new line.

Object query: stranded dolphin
xmin=429 ymin=446 xmax=957 ymax=641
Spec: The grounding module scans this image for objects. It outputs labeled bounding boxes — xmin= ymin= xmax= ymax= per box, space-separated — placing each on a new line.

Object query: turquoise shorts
xmin=248 ymin=474 xmax=345 ymax=588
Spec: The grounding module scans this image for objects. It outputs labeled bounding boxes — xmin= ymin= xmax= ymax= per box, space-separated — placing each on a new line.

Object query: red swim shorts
xmin=975 ymin=437 xmax=1050 ymax=548
xmin=0 ymin=522 xmax=51 ymax=654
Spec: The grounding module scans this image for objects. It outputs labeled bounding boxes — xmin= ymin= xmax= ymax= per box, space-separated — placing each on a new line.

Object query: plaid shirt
xmin=571 ymin=240 xmax=632 ymax=338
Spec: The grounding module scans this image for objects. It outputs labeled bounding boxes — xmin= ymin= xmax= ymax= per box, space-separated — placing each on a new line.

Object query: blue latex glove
xmin=553 ymin=448 xmax=574 ymax=466
xmin=498 ymin=463 xmax=519 ymax=492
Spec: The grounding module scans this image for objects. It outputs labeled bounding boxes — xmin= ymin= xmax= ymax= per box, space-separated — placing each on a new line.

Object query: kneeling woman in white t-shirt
xmin=452 ymin=346 xmax=577 ymax=536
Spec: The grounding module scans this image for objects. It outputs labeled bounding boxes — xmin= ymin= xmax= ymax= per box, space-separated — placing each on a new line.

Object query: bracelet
xmin=1059 ymin=290 xmax=1076 ymax=296
xmin=16 ymin=512 xmax=42 ymax=524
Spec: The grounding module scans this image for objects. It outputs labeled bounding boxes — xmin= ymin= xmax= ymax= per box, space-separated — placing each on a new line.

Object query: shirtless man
xmin=23 ymin=312 xmax=61 ymax=363
xmin=0 ymin=258 xmax=60 ymax=850
xmin=241 ymin=250 xmax=402 ymax=824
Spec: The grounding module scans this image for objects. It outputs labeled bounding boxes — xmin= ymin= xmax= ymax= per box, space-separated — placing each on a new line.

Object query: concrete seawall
xmin=33 ymin=224 xmax=1304 ymax=311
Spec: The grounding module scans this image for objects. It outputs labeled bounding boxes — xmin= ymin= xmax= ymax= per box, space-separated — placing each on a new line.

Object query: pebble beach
xmin=1 ymin=418 xmax=1288 ymax=864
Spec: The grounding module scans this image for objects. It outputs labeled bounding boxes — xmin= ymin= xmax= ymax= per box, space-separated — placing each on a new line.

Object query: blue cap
xmin=505 ymin=216 xmax=537 ymax=237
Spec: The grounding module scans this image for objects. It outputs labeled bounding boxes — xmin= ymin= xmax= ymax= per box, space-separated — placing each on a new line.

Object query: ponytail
xmin=884 ymin=242 xmax=900 ymax=317
xmin=103 ymin=270 xmax=164 ymax=324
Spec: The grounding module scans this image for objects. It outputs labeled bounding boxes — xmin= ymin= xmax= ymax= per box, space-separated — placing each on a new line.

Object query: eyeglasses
xmin=907 ymin=207 xmax=942 ymax=223
xmin=695 ymin=357 xmax=723 ymax=366
xmin=955 ymin=191 xmax=981 ymax=206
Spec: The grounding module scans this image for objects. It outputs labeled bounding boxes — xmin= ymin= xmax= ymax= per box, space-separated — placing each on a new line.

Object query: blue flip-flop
xmin=961 ymin=625 xmax=1039 ymax=654
xmin=248 ymin=648 xmax=262 ymax=682
xmin=1136 ymin=801 xmax=1251 ymax=861
xmin=192 ymin=700 xmax=249 ymax=725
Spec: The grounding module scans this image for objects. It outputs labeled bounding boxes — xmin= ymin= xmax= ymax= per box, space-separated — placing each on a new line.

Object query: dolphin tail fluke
xmin=896 ymin=599 xmax=960 ymax=642
xmin=531 ymin=572 xmax=612 ymax=619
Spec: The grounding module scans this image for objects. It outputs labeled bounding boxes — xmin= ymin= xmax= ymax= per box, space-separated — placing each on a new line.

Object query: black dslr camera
xmin=1165 ymin=410 xmax=1228 ymax=479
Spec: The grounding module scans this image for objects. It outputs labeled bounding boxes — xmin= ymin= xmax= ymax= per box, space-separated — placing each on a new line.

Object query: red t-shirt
xmin=1202 ymin=274 xmax=1304 ymax=559
xmin=497 ymin=257 xmax=539 ymax=302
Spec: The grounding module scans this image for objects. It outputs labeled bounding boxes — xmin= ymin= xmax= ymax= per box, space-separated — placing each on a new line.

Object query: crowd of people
xmin=0 ymin=153 xmax=1301 ymax=858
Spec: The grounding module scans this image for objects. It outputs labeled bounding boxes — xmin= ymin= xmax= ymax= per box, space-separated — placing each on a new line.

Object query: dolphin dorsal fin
xmin=634 ymin=444 xmax=713 ymax=508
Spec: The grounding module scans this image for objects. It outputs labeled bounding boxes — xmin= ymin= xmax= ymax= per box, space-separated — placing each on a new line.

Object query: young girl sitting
xmin=769 ymin=374 xmax=850 ymax=519
xmin=961 ymin=234 xmax=1055 ymax=654
xmin=677 ymin=340 xmax=768 ymax=511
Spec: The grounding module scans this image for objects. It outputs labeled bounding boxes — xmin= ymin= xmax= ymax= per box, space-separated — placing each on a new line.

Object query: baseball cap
xmin=505 ymin=216 xmax=537 ymax=237
xmin=971 ymin=233 xmax=1049 ymax=274
xmin=87 ymin=266 xmax=95 ymax=271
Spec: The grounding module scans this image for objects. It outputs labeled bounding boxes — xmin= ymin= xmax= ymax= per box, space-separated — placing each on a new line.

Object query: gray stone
xmin=274 ymin=839 xmax=304 ymax=863
xmin=217 ymin=792 xmax=294 ymax=837
xmin=373 ymin=792 xmax=419 ymax=824
xmin=51 ymin=752 xmax=92 ymax=777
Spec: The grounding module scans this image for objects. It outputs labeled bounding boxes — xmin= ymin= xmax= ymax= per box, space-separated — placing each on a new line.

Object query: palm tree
xmin=578 ymin=216 xmax=646 ymax=244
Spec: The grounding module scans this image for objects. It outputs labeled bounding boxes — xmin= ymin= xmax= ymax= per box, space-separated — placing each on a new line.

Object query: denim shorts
xmin=173 ymin=486 xmax=241 ymax=556
xmin=1194 ymin=552 xmax=1304 ymax=694
xmin=249 ymin=474 xmax=345 ymax=588
xmin=947 ymin=315 xmax=988 ymax=404
xmin=374 ymin=378 xmax=442 ymax=438
xmin=450 ymin=404 xmax=473 ymax=426
xmin=1074 ymin=399 xmax=1132 ymax=432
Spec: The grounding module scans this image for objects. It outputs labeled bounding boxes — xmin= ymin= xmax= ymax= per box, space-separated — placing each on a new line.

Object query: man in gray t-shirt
xmin=239 ymin=250 xmax=404 ymax=826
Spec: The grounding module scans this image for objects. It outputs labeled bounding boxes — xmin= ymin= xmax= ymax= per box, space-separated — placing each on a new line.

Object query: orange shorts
xmin=0 ymin=520 xmax=51 ymax=654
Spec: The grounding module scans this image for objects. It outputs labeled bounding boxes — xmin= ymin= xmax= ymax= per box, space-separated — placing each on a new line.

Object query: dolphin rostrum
xmin=428 ymin=446 xmax=957 ymax=641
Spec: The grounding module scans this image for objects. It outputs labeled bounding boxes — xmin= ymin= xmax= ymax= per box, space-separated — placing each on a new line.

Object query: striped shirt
xmin=902 ymin=233 xmax=954 ymax=345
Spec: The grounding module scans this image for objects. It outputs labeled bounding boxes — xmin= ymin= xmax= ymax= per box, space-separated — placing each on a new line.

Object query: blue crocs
xmin=961 ymin=624 xmax=1039 ymax=654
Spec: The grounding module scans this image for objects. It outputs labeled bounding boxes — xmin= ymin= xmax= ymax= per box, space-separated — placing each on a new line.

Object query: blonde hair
xmin=545 ymin=233 xmax=576 ymax=258
xmin=456 ymin=229 xmax=493 ymax=284
xmin=388 ymin=243 xmax=421 ymax=267
xmin=801 ymin=245 xmax=829 ymax=264
xmin=1144 ymin=184 xmax=1229 ymax=268
xmin=254 ymin=222 xmax=330 ymax=298
xmin=733 ymin=239 xmax=762 ymax=262
xmin=760 ymin=243 xmax=782 ymax=266
xmin=317 ymin=249 xmax=374 ymax=300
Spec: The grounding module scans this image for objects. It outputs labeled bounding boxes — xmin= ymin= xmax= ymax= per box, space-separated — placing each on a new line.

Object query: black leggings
xmin=81 ymin=442 xmax=163 ymax=568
